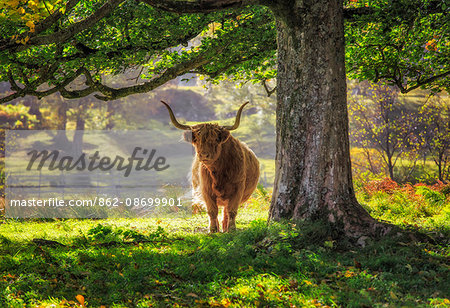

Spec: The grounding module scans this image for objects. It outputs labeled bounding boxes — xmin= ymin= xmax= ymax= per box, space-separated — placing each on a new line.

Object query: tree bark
xmin=268 ymin=0 xmax=390 ymax=239
xmin=28 ymin=99 xmax=43 ymax=127
xmin=105 ymin=101 xmax=117 ymax=130
xmin=387 ymin=154 xmax=395 ymax=181
xmin=73 ymin=115 xmax=85 ymax=156
xmin=437 ymin=151 xmax=443 ymax=181
xmin=54 ymin=100 xmax=70 ymax=146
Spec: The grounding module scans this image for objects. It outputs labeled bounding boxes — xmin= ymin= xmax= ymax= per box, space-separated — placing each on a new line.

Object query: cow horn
xmin=160 ymin=101 xmax=191 ymax=130
xmin=223 ymin=102 xmax=249 ymax=131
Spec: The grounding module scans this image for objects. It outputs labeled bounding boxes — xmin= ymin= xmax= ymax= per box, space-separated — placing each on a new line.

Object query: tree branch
xmin=35 ymin=0 xmax=81 ymax=35
xmin=138 ymin=0 xmax=259 ymax=13
xmin=6 ymin=70 xmax=22 ymax=92
xmin=92 ymin=49 xmax=218 ymax=100
xmin=1 ymin=43 xmax=227 ymax=104
xmin=33 ymin=0 xmax=124 ymax=45
xmin=0 ymin=0 xmax=125 ymax=52
xmin=343 ymin=0 xmax=447 ymax=22
xmin=401 ymin=71 xmax=450 ymax=93
xmin=0 ymin=92 xmax=22 ymax=104
xmin=0 ymin=67 xmax=89 ymax=104
xmin=0 ymin=0 xmax=80 ymax=51
xmin=343 ymin=7 xmax=374 ymax=21
xmin=262 ymin=79 xmax=276 ymax=97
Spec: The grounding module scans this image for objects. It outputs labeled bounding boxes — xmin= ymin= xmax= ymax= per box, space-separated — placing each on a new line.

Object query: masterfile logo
xmin=5 ymin=130 xmax=193 ymax=218
xmin=26 ymin=147 xmax=170 ymax=177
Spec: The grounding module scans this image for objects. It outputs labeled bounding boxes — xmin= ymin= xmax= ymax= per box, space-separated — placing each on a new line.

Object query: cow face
xmin=184 ymin=124 xmax=230 ymax=164
xmin=160 ymin=100 xmax=249 ymax=164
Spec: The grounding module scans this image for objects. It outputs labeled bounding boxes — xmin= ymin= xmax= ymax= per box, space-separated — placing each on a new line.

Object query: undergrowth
xmin=357 ymin=178 xmax=450 ymax=237
xmin=0 ymin=182 xmax=448 ymax=307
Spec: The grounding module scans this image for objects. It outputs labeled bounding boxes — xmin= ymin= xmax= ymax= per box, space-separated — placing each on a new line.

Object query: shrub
xmin=415 ymin=186 xmax=446 ymax=207
xmin=0 ymin=105 xmax=38 ymax=129
xmin=363 ymin=178 xmax=399 ymax=195
xmin=440 ymin=185 xmax=450 ymax=196
xmin=357 ymin=180 xmax=449 ymax=233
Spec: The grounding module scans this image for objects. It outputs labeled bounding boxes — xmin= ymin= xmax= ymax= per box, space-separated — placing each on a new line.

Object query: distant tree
xmin=0 ymin=104 xmax=38 ymax=130
xmin=417 ymin=95 xmax=450 ymax=181
xmin=349 ymin=82 xmax=418 ymax=181
xmin=54 ymin=96 xmax=70 ymax=145
xmin=0 ymin=104 xmax=38 ymax=160
xmin=23 ymin=98 xmax=43 ymax=127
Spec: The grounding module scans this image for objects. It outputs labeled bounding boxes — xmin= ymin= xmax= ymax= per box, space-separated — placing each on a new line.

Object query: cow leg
xmin=227 ymin=211 xmax=237 ymax=232
xmin=225 ymin=192 xmax=243 ymax=232
xmin=208 ymin=207 xmax=220 ymax=233
xmin=222 ymin=210 xmax=229 ymax=232
xmin=203 ymin=193 xmax=219 ymax=233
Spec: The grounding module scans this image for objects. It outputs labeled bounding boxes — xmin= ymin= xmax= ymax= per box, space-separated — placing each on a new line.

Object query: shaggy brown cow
xmin=161 ymin=101 xmax=260 ymax=232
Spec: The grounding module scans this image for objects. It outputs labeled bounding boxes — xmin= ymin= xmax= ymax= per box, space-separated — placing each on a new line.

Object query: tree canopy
xmin=0 ymin=0 xmax=448 ymax=104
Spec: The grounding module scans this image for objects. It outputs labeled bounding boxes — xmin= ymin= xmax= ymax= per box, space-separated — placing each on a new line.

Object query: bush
xmin=440 ymin=185 xmax=450 ymax=196
xmin=415 ymin=186 xmax=446 ymax=210
xmin=363 ymin=178 xmax=399 ymax=195
xmin=357 ymin=180 xmax=450 ymax=233
xmin=0 ymin=105 xmax=38 ymax=129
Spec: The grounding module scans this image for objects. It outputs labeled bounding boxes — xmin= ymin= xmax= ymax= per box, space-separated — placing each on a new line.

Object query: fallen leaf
xmin=186 ymin=293 xmax=199 ymax=298
xmin=221 ymin=298 xmax=232 ymax=307
xmin=390 ymin=291 xmax=398 ymax=300
xmin=76 ymin=294 xmax=85 ymax=306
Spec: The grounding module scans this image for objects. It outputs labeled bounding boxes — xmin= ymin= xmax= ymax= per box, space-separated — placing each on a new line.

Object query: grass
xmin=0 ymin=188 xmax=449 ymax=307
xmin=357 ymin=179 xmax=450 ymax=238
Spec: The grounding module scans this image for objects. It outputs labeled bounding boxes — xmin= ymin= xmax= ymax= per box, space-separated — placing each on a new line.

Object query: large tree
xmin=0 ymin=0 xmax=448 ymax=239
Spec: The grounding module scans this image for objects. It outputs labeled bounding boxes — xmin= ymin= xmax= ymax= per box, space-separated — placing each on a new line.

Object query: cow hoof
xmin=209 ymin=227 xmax=219 ymax=233
xmin=227 ymin=225 xmax=236 ymax=232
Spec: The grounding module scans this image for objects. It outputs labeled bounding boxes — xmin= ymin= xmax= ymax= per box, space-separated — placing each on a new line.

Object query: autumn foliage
xmin=363 ymin=178 xmax=399 ymax=195
xmin=363 ymin=177 xmax=450 ymax=198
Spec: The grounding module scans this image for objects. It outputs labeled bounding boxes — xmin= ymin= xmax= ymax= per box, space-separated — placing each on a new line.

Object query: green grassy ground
xmin=0 ymin=188 xmax=449 ymax=307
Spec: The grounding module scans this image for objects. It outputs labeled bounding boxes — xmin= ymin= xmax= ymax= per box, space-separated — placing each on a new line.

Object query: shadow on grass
xmin=0 ymin=220 xmax=448 ymax=307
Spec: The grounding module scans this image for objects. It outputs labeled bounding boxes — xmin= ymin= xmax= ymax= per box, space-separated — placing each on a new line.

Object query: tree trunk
xmin=28 ymin=99 xmax=43 ymax=127
xmin=268 ymin=0 xmax=390 ymax=239
xmin=105 ymin=101 xmax=116 ymax=130
xmin=54 ymin=100 xmax=70 ymax=147
xmin=437 ymin=151 xmax=443 ymax=181
xmin=73 ymin=115 xmax=85 ymax=156
xmin=387 ymin=154 xmax=395 ymax=181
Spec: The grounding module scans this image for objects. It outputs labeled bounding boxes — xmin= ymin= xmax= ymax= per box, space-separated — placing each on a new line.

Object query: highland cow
xmin=161 ymin=101 xmax=260 ymax=232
